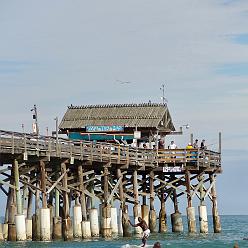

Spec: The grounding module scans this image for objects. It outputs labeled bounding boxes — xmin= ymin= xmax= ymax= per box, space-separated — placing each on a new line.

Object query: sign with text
xmin=134 ymin=131 xmax=141 ymax=139
xmin=163 ymin=166 xmax=183 ymax=173
xmin=86 ymin=125 xmax=124 ymax=132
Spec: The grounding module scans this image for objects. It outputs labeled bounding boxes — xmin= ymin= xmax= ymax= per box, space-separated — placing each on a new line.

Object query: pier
xmin=0 ymin=103 xmax=222 ymax=241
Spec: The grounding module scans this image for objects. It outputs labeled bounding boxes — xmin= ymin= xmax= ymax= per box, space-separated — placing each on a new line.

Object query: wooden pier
xmin=0 ymin=128 xmax=222 ymax=241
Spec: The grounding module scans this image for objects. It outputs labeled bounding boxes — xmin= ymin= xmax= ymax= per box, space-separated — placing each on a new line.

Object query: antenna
xmin=160 ymin=84 xmax=167 ymax=104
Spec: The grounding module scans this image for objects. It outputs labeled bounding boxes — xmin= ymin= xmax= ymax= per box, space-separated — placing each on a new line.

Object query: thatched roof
xmin=59 ymin=103 xmax=175 ymax=131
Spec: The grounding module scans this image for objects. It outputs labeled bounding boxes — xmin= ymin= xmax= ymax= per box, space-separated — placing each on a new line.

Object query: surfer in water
xmin=153 ymin=242 xmax=161 ymax=248
xmin=129 ymin=217 xmax=150 ymax=247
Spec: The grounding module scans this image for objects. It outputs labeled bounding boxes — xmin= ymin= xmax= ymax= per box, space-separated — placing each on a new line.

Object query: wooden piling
xmin=133 ymin=170 xmax=142 ymax=234
xmin=78 ymin=165 xmax=87 ymax=221
xmin=171 ymin=188 xmax=183 ymax=232
xmin=198 ymin=175 xmax=208 ymax=233
xmin=158 ymin=177 xmax=167 ymax=233
xmin=185 ymin=170 xmax=196 ymax=233
xmin=101 ymin=166 xmax=112 ymax=237
xmin=149 ymin=171 xmax=156 ymax=232
xmin=61 ymin=162 xmax=73 ymax=240
xmin=117 ymin=168 xmax=130 ymax=237
xmin=210 ymin=174 xmax=221 ymax=233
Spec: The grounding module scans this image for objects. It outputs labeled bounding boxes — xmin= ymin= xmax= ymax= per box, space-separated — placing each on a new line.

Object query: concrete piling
xmin=199 ymin=205 xmax=208 ymax=233
xmin=40 ymin=208 xmax=51 ymax=241
xmin=171 ymin=211 xmax=183 ymax=232
xmin=110 ymin=207 xmax=118 ymax=234
xmin=82 ymin=221 xmax=92 ymax=238
xmin=118 ymin=207 xmax=123 ymax=235
xmin=186 ymin=207 xmax=196 ymax=233
xmin=171 ymin=189 xmax=183 ymax=232
xmin=89 ymin=208 xmax=99 ymax=236
xmin=210 ymin=174 xmax=221 ymax=233
xmin=0 ymin=224 xmax=3 ymax=241
xmin=73 ymin=204 xmax=82 ymax=238
xmin=198 ymin=175 xmax=208 ymax=233
xmin=101 ymin=206 xmax=112 ymax=237
xmin=53 ymin=216 xmax=62 ymax=240
xmin=185 ymin=170 xmax=196 ymax=233
xmin=14 ymin=160 xmax=26 ymax=241
xmin=26 ymin=219 xmax=32 ymax=240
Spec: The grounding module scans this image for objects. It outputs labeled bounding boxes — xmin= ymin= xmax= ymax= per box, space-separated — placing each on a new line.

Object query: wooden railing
xmin=0 ymin=130 xmax=221 ymax=169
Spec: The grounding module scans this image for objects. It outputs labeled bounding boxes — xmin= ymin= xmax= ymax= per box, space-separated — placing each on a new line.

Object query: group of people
xmin=168 ymin=139 xmax=207 ymax=150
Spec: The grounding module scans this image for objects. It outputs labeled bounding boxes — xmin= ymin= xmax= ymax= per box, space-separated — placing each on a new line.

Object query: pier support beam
xmin=53 ymin=175 xmax=62 ymax=240
xmin=78 ymin=164 xmax=91 ymax=238
xmin=26 ymin=187 xmax=33 ymax=240
xmin=110 ymin=207 xmax=118 ymax=234
xmin=73 ymin=202 xmax=82 ymax=238
xmin=185 ymin=170 xmax=196 ymax=233
xmin=40 ymin=161 xmax=51 ymax=241
xmin=14 ymin=160 xmax=27 ymax=241
xmin=159 ymin=178 xmax=167 ymax=233
xmin=149 ymin=171 xmax=156 ymax=232
xmin=198 ymin=175 xmax=208 ymax=233
xmin=32 ymin=185 xmax=41 ymax=241
xmin=101 ymin=166 xmax=112 ymax=237
xmin=171 ymin=189 xmax=183 ymax=232
xmin=141 ymin=174 xmax=149 ymax=226
xmin=210 ymin=174 xmax=221 ymax=233
xmin=117 ymin=168 xmax=130 ymax=237
xmin=89 ymin=208 xmax=99 ymax=237
xmin=133 ymin=170 xmax=142 ymax=234
xmin=5 ymin=171 xmax=14 ymax=241
xmin=61 ymin=163 xmax=73 ymax=240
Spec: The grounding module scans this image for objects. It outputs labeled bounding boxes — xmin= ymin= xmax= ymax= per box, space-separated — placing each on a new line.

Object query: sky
xmin=0 ymin=0 xmax=248 ymax=216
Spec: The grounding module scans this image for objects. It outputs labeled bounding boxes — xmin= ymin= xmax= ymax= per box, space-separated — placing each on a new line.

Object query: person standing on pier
xmin=193 ymin=139 xmax=199 ymax=148
xmin=200 ymin=139 xmax=207 ymax=149
xmin=129 ymin=217 xmax=150 ymax=247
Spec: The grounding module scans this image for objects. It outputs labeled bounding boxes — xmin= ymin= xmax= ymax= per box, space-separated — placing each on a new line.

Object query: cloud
xmin=0 ymin=60 xmax=38 ymax=75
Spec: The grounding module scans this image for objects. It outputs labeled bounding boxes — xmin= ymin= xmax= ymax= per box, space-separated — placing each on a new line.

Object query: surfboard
xmin=121 ymin=244 xmax=153 ymax=248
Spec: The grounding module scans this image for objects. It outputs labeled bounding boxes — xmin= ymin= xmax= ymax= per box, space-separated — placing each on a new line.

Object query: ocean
xmin=0 ymin=215 xmax=247 ymax=248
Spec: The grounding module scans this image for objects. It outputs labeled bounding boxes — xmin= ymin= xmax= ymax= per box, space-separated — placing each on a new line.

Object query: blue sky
xmin=0 ymin=0 xmax=248 ymax=215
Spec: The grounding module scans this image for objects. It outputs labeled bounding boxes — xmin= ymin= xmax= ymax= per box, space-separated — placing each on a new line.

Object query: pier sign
xmin=163 ymin=166 xmax=183 ymax=173
xmin=86 ymin=125 xmax=124 ymax=132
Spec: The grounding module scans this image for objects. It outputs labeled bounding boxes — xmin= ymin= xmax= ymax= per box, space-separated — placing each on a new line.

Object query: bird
xmin=116 ymin=79 xmax=135 ymax=84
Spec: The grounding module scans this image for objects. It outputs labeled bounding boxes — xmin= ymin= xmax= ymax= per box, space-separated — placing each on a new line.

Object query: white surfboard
xmin=121 ymin=244 xmax=153 ymax=248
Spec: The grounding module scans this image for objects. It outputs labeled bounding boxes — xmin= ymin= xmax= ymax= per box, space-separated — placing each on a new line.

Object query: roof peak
xmin=68 ymin=103 xmax=167 ymax=109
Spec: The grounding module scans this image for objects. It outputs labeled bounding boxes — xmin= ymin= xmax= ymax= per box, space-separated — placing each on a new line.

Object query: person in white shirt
xmin=168 ymin=140 xmax=177 ymax=149
xmin=168 ymin=140 xmax=177 ymax=159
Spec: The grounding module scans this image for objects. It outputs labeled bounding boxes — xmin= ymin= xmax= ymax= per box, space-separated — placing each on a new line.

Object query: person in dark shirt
xmin=200 ymin=139 xmax=206 ymax=149
xmin=129 ymin=217 xmax=150 ymax=247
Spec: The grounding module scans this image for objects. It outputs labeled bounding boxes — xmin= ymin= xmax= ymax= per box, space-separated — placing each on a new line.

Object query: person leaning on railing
xmin=186 ymin=143 xmax=193 ymax=160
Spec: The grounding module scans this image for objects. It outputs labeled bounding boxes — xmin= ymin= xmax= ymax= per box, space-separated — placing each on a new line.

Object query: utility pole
xmin=31 ymin=104 xmax=39 ymax=136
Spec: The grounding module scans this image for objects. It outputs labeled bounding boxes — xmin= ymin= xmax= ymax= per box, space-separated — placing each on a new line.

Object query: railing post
xmin=36 ymin=137 xmax=39 ymax=157
xmin=11 ymin=132 xmax=14 ymax=154
xmin=23 ymin=133 xmax=27 ymax=161
xmin=197 ymin=148 xmax=200 ymax=169
xmin=80 ymin=141 xmax=83 ymax=160
xmin=100 ymin=144 xmax=103 ymax=162
xmin=117 ymin=145 xmax=121 ymax=164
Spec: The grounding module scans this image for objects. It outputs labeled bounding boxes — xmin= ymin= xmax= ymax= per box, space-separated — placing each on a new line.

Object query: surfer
xmin=129 ymin=217 xmax=150 ymax=247
xmin=153 ymin=242 xmax=161 ymax=248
